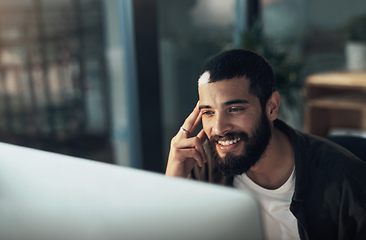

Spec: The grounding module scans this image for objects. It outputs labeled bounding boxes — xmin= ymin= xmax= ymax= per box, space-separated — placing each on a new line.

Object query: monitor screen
xmin=0 ymin=143 xmax=264 ymax=240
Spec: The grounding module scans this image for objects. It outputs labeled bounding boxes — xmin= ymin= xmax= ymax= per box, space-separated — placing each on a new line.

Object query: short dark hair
xmin=200 ymin=49 xmax=275 ymax=109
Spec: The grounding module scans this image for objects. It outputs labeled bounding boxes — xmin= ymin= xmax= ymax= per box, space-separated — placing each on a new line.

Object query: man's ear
xmin=266 ymin=91 xmax=281 ymax=121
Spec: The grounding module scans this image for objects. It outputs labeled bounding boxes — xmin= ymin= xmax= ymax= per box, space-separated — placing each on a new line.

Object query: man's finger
xmin=176 ymin=148 xmax=204 ymax=167
xmin=196 ymin=129 xmax=208 ymax=163
xmin=197 ymin=129 xmax=207 ymax=144
xmin=179 ymin=101 xmax=201 ymax=138
xmin=189 ymin=112 xmax=202 ymax=137
xmin=174 ymin=134 xmax=207 ymax=165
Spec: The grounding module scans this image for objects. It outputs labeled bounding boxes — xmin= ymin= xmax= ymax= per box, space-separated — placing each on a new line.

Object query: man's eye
xmin=202 ymin=110 xmax=214 ymax=115
xmin=229 ymin=107 xmax=244 ymax=112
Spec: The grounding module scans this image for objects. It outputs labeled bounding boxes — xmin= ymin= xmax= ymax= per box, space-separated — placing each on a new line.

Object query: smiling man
xmin=165 ymin=49 xmax=366 ymax=240
xmin=199 ymin=77 xmax=274 ymax=179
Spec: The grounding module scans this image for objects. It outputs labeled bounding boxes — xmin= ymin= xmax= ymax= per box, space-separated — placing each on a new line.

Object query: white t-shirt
xmin=233 ymin=168 xmax=300 ymax=240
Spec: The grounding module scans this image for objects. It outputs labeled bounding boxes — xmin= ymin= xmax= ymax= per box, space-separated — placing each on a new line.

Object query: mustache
xmin=209 ymin=131 xmax=249 ymax=143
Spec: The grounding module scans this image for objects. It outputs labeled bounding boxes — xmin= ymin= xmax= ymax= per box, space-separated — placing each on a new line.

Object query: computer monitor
xmin=0 ymin=142 xmax=264 ymax=240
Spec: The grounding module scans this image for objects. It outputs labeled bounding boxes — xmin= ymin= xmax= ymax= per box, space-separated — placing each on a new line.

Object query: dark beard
xmin=209 ymin=112 xmax=272 ymax=177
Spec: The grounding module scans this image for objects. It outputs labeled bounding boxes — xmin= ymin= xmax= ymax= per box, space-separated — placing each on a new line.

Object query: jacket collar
xmin=273 ymin=119 xmax=309 ymax=202
xmin=274 ymin=119 xmax=311 ymax=239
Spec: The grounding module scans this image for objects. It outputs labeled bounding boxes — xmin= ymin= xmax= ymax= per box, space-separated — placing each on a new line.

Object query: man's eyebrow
xmin=199 ymin=105 xmax=211 ymax=110
xmin=199 ymin=99 xmax=249 ymax=110
xmin=224 ymin=99 xmax=249 ymax=106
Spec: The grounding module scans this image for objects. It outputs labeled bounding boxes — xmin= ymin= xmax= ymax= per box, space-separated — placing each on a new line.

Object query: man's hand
xmin=165 ymin=102 xmax=207 ymax=178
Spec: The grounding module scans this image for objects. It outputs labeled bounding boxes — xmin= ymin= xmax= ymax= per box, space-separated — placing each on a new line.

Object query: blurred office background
xmin=0 ymin=0 xmax=365 ymax=173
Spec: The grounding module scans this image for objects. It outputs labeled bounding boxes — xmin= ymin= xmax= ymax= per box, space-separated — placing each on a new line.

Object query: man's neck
xmin=246 ymin=127 xmax=295 ymax=190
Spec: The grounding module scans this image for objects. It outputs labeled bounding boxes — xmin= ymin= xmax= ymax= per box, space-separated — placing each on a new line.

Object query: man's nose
xmin=212 ymin=114 xmax=232 ymax=136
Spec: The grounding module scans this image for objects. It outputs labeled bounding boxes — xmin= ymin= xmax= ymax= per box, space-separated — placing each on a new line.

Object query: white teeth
xmin=218 ymin=138 xmax=240 ymax=146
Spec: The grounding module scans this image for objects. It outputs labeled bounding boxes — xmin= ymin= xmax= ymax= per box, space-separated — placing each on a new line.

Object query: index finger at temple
xmin=181 ymin=102 xmax=201 ymax=136
xmin=189 ymin=111 xmax=202 ymax=136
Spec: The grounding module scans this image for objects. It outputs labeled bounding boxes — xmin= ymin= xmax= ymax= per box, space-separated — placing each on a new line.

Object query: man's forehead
xmin=198 ymin=75 xmax=258 ymax=106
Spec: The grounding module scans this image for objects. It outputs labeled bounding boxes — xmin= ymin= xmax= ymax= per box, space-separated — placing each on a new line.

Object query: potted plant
xmin=239 ymin=22 xmax=302 ymax=109
xmin=340 ymin=14 xmax=366 ymax=71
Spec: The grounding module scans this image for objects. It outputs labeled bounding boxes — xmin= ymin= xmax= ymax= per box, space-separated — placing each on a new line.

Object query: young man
xmin=165 ymin=49 xmax=366 ymax=240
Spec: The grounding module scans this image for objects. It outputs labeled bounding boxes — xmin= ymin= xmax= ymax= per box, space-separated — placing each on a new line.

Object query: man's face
xmin=198 ymin=77 xmax=272 ymax=177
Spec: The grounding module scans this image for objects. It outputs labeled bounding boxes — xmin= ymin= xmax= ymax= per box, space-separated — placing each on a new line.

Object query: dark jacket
xmin=190 ymin=119 xmax=366 ymax=240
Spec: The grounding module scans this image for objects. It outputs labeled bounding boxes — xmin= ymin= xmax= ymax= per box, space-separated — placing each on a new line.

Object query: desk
xmin=304 ymin=72 xmax=366 ymax=137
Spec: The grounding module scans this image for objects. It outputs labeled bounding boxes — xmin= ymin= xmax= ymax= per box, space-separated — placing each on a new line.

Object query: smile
xmin=217 ymin=138 xmax=241 ymax=146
